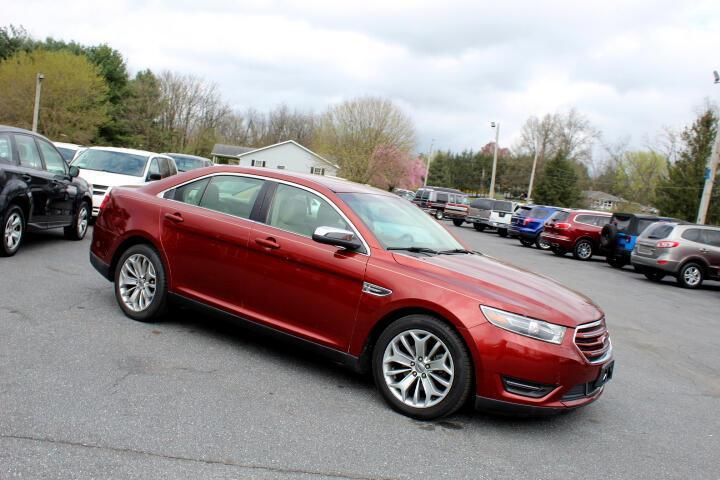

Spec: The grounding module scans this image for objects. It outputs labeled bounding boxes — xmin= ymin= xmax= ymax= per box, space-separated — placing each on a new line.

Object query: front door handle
xmin=164 ymin=212 xmax=183 ymax=223
xmin=255 ymin=237 xmax=280 ymax=249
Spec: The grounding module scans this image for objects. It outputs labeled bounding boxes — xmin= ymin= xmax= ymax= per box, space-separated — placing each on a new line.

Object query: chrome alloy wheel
xmin=538 ymin=238 xmax=551 ymax=250
xmin=382 ymin=329 xmax=454 ymax=408
xmin=4 ymin=212 xmax=22 ymax=251
xmin=77 ymin=205 xmax=88 ymax=237
xmin=683 ymin=265 xmax=702 ymax=287
xmin=119 ymin=254 xmax=157 ymax=312
xmin=577 ymin=241 xmax=592 ymax=259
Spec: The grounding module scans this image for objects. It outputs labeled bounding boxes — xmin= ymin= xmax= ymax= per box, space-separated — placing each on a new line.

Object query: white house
xmin=210 ymin=140 xmax=339 ymax=177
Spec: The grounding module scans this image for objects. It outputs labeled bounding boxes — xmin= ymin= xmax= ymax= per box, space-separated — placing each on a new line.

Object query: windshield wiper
xmin=438 ymin=248 xmax=474 ymax=255
xmin=387 ymin=247 xmax=440 ymax=255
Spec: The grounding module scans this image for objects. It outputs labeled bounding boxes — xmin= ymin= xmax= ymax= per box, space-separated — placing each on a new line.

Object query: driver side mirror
xmin=147 ymin=173 xmax=162 ymax=181
xmin=68 ymin=165 xmax=80 ymax=178
xmin=312 ymin=226 xmax=362 ymax=250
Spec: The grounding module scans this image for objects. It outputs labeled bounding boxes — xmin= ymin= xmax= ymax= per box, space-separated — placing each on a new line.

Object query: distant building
xmin=584 ymin=190 xmax=626 ymax=211
xmin=210 ymin=140 xmax=339 ymax=177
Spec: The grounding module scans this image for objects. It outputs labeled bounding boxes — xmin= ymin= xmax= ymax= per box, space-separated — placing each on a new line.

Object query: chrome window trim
xmin=573 ymin=319 xmax=613 ymax=365
xmin=156 ymin=172 xmax=371 ymax=256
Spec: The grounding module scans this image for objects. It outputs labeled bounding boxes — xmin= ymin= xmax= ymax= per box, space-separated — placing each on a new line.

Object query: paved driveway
xmin=1 ymin=225 xmax=718 ymax=479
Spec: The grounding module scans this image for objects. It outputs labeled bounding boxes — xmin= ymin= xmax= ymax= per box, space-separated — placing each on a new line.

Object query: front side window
xmin=0 ymin=134 xmax=13 ymax=163
xmin=15 ymin=134 xmax=43 ymax=170
xmin=147 ymin=158 xmax=160 ymax=179
xmin=340 ymin=193 xmax=464 ymax=251
xmin=200 ymin=175 xmax=264 ymax=219
xmin=268 ymin=183 xmax=349 ymax=237
xmin=37 ymin=139 xmax=67 ymax=175
xmin=702 ymin=229 xmax=720 ymax=247
xmin=73 ymin=149 xmax=148 ymax=177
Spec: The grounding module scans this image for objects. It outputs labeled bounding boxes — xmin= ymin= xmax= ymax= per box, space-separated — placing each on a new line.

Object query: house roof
xmin=583 ymin=190 xmax=626 ymax=203
xmin=236 ymin=140 xmax=339 ymax=169
xmin=210 ymin=143 xmax=255 ymax=157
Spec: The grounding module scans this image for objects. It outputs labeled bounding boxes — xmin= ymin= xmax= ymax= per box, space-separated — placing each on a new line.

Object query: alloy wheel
xmin=119 ymin=254 xmax=157 ymax=312
xmin=4 ymin=212 xmax=22 ymax=252
xmin=683 ymin=266 xmax=702 ymax=287
xmin=382 ymin=329 xmax=454 ymax=408
xmin=77 ymin=206 xmax=89 ymax=237
xmin=576 ymin=241 xmax=592 ymax=259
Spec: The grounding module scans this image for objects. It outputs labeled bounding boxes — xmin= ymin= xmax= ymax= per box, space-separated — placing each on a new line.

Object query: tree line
xmin=0 ymin=25 xmax=421 ymax=189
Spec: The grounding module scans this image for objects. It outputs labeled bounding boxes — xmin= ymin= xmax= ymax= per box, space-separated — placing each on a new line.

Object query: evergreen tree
xmin=655 ymin=109 xmax=719 ymax=224
xmin=533 ymin=151 xmax=582 ymax=207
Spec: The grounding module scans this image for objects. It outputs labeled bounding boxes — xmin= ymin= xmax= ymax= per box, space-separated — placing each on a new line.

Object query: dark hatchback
xmin=0 ymin=125 xmax=92 ymax=256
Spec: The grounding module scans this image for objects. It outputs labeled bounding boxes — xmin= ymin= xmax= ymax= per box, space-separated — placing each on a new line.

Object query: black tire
xmin=473 ymin=223 xmax=485 ymax=232
xmin=551 ymin=246 xmax=566 ymax=256
xmin=572 ymin=239 xmax=594 ymax=261
xmin=644 ymin=269 xmax=666 ymax=282
xmin=600 ymin=224 xmax=617 ymax=249
xmin=452 ymin=219 xmax=464 ymax=227
xmin=535 ymin=235 xmax=551 ymax=250
xmin=676 ymin=262 xmax=704 ymax=289
xmin=607 ymin=256 xmax=626 ymax=269
xmin=114 ymin=244 xmax=168 ymax=322
xmin=372 ymin=315 xmax=473 ymax=420
xmin=519 ymin=237 xmax=534 ymax=247
xmin=497 ymin=228 xmax=508 ymax=237
xmin=1 ymin=205 xmax=25 ymax=257
xmin=434 ymin=209 xmax=444 ymax=220
xmin=64 ymin=201 xmax=90 ymax=240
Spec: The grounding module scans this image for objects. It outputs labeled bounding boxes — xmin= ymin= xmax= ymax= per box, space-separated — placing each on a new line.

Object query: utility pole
xmin=696 ymin=71 xmax=720 ymax=224
xmin=489 ymin=122 xmax=500 ymax=198
xmin=527 ymin=140 xmax=540 ymax=201
xmin=423 ymin=139 xmax=435 ymax=187
xmin=32 ymin=73 xmax=44 ymax=133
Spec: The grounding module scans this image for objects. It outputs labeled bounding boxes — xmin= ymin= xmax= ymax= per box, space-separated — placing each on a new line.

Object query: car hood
xmin=77 ymin=169 xmax=146 ymax=188
xmin=392 ymin=252 xmax=602 ymax=327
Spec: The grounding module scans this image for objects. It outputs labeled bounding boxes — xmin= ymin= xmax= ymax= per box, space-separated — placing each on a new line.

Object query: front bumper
xmin=468 ymin=321 xmax=613 ymax=413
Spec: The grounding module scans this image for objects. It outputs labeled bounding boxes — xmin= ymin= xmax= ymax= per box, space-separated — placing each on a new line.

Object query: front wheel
xmin=497 ymin=228 xmax=508 ymax=237
xmin=677 ymin=262 xmax=703 ymax=289
xmin=452 ymin=219 xmax=464 ymax=227
xmin=1 ymin=205 xmax=25 ymax=257
xmin=473 ymin=223 xmax=485 ymax=232
xmin=434 ymin=209 xmax=444 ymax=220
xmin=373 ymin=315 xmax=472 ymax=420
xmin=114 ymin=244 xmax=168 ymax=322
xmin=64 ymin=201 xmax=90 ymax=240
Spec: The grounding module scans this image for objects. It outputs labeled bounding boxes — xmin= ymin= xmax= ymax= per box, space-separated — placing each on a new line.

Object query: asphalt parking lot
xmin=1 ymin=225 xmax=719 ymax=479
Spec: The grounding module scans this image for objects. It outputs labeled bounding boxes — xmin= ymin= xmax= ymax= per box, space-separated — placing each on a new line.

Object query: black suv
xmin=0 ymin=125 xmax=93 ymax=256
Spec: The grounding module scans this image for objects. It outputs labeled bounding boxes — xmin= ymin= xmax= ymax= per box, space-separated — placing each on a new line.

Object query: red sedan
xmin=90 ymin=167 xmax=613 ymax=419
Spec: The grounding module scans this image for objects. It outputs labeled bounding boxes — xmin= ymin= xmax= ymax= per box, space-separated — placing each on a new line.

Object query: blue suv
xmin=599 ymin=213 xmax=678 ymax=268
xmin=510 ymin=205 xmax=560 ymax=250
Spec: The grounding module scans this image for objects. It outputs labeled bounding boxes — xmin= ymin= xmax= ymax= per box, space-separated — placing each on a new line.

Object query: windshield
xmin=73 ymin=149 xmax=148 ymax=177
xmin=339 ymin=193 xmax=464 ymax=251
xmin=170 ymin=155 xmax=209 ymax=171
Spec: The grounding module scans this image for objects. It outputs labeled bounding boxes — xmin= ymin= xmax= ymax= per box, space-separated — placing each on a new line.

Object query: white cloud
xmin=5 ymin=0 xmax=720 ymax=153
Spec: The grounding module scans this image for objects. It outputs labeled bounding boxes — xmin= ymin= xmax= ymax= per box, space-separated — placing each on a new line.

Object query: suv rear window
xmin=494 ymin=201 xmax=513 ymax=212
xmin=612 ymin=215 xmax=632 ymax=232
xmin=636 ymin=219 xmax=657 ymax=235
xmin=645 ymin=223 xmax=674 ymax=239
xmin=529 ymin=207 xmax=550 ymax=218
xmin=436 ymin=193 xmax=448 ymax=203
xmin=471 ymin=198 xmax=494 ymax=209
xmin=551 ymin=211 xmax=571 ymax=222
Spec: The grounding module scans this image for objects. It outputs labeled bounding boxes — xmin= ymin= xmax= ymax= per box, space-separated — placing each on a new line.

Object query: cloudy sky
xmin=6 ymin=0 xmax=720 ymax=154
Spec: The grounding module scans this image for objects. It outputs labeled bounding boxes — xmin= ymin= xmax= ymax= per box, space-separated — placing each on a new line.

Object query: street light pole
xmin=32 ymin=73 xmax=44 ymax=133
xmin=696 ymin=71 xmax=720 ymax=224
xmin=489 ymin=122 xmax=500 ymax=198
xmin=527 ymin=140 xmax=540 ymax=202
xmin=423 ymin=139 xmax=435 ymax=187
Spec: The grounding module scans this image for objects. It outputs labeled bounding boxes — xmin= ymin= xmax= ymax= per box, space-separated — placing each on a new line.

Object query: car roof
xmin=53 ymin=142 xmax=83 ymax=149
xmin=85 ymin=146 xmax=163 ymax=158
xmin=571 ymin=209 xmax=611 ymax=215
xmin=0 ymin=124 xmax=53 ymax=142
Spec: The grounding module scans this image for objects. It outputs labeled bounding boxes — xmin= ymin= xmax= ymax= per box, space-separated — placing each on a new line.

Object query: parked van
xmin=413 ymin=186 xmax=469 ymax=225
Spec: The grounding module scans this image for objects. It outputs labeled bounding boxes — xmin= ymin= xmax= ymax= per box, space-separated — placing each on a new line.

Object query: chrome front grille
xmin=574 ymin=318 xmax=611 ymax=364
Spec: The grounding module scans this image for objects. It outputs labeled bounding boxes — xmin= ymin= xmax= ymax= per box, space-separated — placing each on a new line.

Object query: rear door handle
xmin=164 ymin=212 xmax=183 ymax=223
xmin=255 ymin=237 xmax=280 ymax=249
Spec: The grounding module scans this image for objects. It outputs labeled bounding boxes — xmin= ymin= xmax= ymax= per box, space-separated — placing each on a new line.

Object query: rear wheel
xmin=114 ymin=244 xmax=168 ymax=322
xmin=64 ymin=201 xmax=90 ymax=240
xmin=373 ymin=315 xmax=472 ymax=420
xmin=434 ymin=209 xmax=444 ymax=220
xmin=452 ymin=219 xmax=464 ymax=227
xmin=677 ymin=262 xmax=703 ymax=289
xmin=551 ymin=246 xmax=566 ymax=256
xmin=573 ymin=239 xmax=593 ymax=261
xmin=535 ymin=236 xmax=551 ymax=250
xmin=2 ymin=205 xmax=25 ymax=257
xmin=644 ymin=269 xmax=666 ymax=282
xmin=497 ymin=228 xmax=508 ymax=237
xmin=473 ymin=223 xmax=485 ymax=232
xmin=519 ymin=237 xmax=534 ymax=247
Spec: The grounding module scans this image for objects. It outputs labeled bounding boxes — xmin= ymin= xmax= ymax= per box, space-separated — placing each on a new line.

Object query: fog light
xmin=502 ymin=376 xmax=556 ymax=398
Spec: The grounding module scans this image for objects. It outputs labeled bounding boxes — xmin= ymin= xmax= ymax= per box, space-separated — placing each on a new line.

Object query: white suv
xmin=71 ymin=147 xmax=178 ymax=216
xmin=486 ymin=200 xmax=520 ymax=237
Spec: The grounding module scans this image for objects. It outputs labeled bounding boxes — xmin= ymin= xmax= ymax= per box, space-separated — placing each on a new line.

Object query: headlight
xmin=480 ymin=306 xmax=566 ymax=344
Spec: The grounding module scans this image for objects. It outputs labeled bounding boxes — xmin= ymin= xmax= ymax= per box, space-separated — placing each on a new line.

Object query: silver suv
xmin=631 ymin=222 xmax=720 ymax=288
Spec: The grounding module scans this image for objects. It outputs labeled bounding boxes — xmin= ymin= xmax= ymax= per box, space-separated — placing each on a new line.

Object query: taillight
xmin=555 ymin=222 xmax=571 ymax=229
xmin=523 ymin=217 xmax=534 ymax=225
xmin=656 ymin=241 xmax=679 ymax=248
xmin=98 ymin=189 xmax=112 ymax=211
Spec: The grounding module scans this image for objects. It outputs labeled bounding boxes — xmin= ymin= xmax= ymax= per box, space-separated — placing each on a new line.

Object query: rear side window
xmin=15 ymin=134 xmax=43 ymax=170
xmin=158 ymin=158 xmax=172 ymax=178
xmin=552 ymin=211 xmax=571 ymax=222
xmin=0 ymin=134 xmax=13 ymax=163
xmin=200 ymin=175 xmax=264 ymax=219
xmin=436 ymin=193 xmax=448 ymax=203
xmin=448 ymin=194 xmax=456 ymax=203
xmin=681 ymin=228 xmax=702 ymax=242
xmin=494 ymin=201 xmax=513 ymax=212
xmin=702 ymin=229 xmax=720 ymax=247
xmin=645 ymin=223 xmax=674 ymax=239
